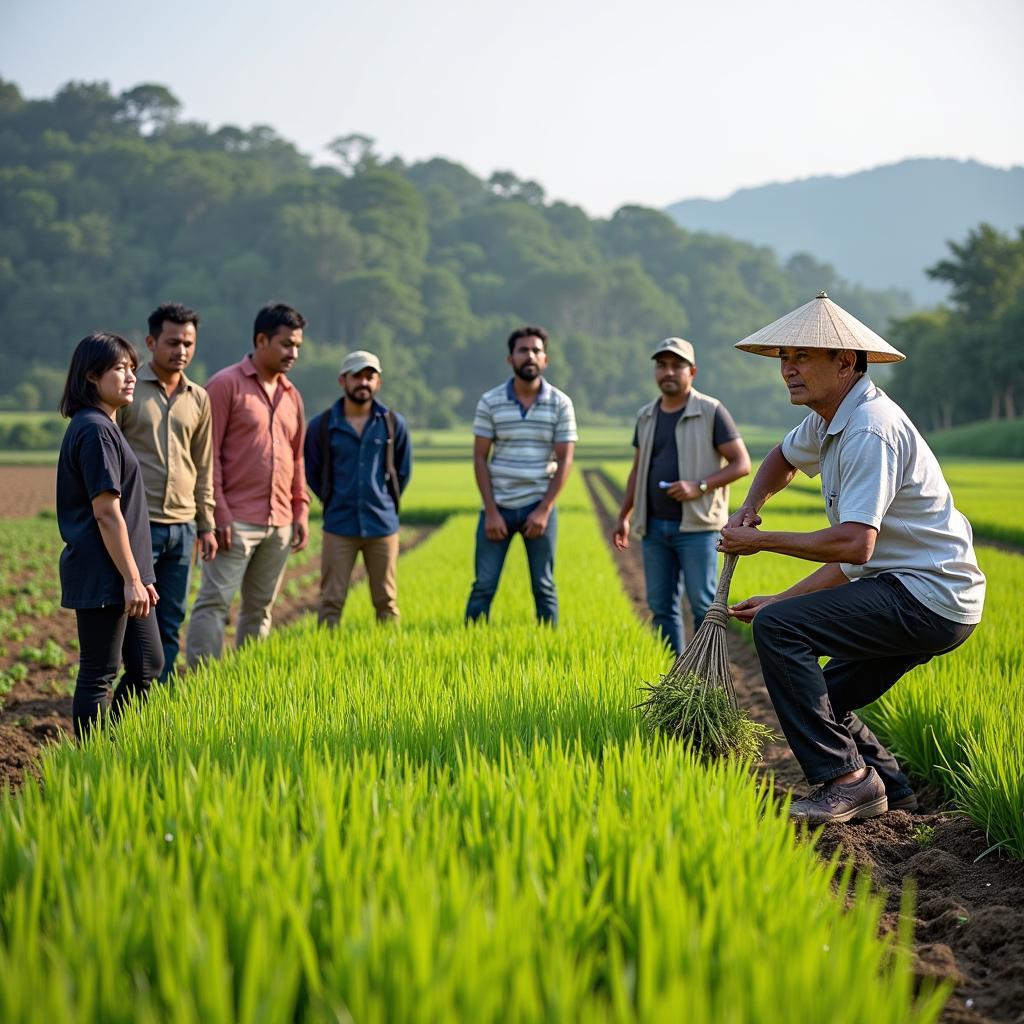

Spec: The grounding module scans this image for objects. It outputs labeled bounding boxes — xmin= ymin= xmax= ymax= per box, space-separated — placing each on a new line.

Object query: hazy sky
xmin=3 ymin=0 xmax=1022 ymax=216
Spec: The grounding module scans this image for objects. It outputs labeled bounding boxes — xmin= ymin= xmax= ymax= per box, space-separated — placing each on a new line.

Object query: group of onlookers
xmin=54 ymin=300 xmax=753 ymax=739
xmin=56 ymin=302 xmax=404 ymax=738
xmin=54 ymin=290 xmax=986 ymax=827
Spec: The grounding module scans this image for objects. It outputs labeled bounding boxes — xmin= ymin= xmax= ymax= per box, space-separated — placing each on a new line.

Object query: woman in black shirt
xmin=57 ymin=333 xmax=164 ymax=738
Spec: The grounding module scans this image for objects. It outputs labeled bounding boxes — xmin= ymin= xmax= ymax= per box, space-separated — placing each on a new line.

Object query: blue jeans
xmin=150 ymin=521 xmax=196 ymax=681
xmin=641 ymin=519 xmax=718 ymax=656
xmin=465 ymin=502 xmax=558 ymax=625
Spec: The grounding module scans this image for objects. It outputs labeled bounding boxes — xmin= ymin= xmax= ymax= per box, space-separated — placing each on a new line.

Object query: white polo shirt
xmin=782 ymin=375 xmax=985 ymax=624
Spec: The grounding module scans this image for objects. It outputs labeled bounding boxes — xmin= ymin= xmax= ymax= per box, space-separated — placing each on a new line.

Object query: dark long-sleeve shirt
xmin=304 ymin=399 xmax=411 ymax=537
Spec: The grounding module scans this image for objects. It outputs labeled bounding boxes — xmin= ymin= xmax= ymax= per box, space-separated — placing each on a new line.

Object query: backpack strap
xmin=384 ymin=409 xmax=400 ymax=514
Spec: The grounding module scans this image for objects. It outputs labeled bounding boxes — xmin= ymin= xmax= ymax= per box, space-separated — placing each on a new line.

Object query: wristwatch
xmin=697 ymin=480 xmax=709 ymax=494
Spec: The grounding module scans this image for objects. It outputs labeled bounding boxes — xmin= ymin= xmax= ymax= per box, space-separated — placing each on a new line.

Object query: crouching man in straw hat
xmin=718 ymin=293 xmax=985 ymax=824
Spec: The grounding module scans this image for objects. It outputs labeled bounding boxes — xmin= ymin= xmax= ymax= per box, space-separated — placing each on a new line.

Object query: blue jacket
xmin=304 ymin=399 xmax=411 ymax=537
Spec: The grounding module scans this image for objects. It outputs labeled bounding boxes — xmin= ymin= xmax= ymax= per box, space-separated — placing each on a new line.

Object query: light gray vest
xmin=633 ymin=388 xmax=729 ymax=537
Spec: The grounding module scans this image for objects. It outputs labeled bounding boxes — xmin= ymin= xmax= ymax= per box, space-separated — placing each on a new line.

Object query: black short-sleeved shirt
xmin=632 ymin=402 xmax=740 ymax=521
xmin=57 ymin=407 xmax=155 ymax=609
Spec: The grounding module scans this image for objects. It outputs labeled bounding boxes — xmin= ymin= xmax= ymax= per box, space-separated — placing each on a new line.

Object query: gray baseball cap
xmin=651 ymin=337 xmax=696 ymax=365
xmin=339 ymin=350 xmax=382 ymax=376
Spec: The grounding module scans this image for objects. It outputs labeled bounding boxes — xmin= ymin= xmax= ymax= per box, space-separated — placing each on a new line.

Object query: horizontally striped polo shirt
xmin=473 ymin=379 xmax=578 ymax=508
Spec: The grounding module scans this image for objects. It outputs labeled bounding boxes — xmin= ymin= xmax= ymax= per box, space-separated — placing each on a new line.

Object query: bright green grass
xmin=861 ymin=548 xmax=1024 ymax=858
xmin=937 ymin=460 xmax=1024 ymax=547
xmin=927 ymin=418 xmax=1024 ymax=459
xmin=0 ymin=485 xmax=944 ymax=1023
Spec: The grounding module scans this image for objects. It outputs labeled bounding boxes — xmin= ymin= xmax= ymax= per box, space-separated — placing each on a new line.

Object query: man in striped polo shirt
xmin=465 ymin=325 xmax=577 ymax=625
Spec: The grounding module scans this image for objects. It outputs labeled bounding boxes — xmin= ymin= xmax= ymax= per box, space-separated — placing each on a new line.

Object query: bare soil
xmin=0 ymin=466 xmax=56 ymax=519
xmin=0 ymin=526 xmax=435 ymax=791
xmin=583 ymin=468 xmax=1024 ymax=1024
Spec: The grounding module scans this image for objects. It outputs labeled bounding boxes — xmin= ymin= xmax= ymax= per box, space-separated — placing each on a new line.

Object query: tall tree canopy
xmin=888 ymin=225 xmax=1024 ymax=428
xmin=0 ymin=76 xmax=915 ymax=425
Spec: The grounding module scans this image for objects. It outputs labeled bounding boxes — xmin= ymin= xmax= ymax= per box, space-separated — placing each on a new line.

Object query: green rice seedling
xmin=0 ymin=474 xmax=950 ymax=1021
xmin=637 ymin=669 xmax=772 ymax=760
xmin=636 ymin=554 xmax=772 ymax=762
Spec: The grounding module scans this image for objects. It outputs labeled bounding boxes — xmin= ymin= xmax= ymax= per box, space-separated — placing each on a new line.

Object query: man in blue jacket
xmin=304 ymin=350 xmax=411 ymax=626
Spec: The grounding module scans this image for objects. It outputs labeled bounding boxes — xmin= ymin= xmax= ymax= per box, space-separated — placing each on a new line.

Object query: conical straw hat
xmin=734 ymin=292 xmax=906 ymax=363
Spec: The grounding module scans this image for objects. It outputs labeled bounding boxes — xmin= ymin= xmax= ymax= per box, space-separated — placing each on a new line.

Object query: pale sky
xmin=3 ymin=0 xmax=1022 ymax=216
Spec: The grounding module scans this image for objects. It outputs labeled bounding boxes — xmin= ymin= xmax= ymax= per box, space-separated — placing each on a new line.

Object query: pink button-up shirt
xmin=206 ymin=355 xmax=309 ymax=530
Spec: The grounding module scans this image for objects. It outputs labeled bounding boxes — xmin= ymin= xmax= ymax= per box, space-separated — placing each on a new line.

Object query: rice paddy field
xmin=603 ymin=457 xmax=1024 ymax=859
xmin=0 ymin=455 xmax=1022 ymax=1022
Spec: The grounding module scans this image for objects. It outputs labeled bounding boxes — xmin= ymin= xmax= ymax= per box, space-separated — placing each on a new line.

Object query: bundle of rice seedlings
xmin=637 ymin=553 xmax=773 ymax=761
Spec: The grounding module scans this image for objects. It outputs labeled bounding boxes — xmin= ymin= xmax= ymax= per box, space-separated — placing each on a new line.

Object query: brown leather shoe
xmin=789 ymin=768 xmax=888 ymax=824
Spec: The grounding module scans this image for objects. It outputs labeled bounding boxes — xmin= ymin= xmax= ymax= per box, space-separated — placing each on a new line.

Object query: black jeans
xmin=751 ymin=574 xmax=976 ymax=789
xmin=73 ymin=606 xmax=164 ymax=739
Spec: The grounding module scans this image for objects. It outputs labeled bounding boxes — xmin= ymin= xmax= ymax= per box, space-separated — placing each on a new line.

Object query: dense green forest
xmin=0 ymin=76 xmax=917 ymax=426
xmin=886 ymin=224 xmax=1024 ymax=431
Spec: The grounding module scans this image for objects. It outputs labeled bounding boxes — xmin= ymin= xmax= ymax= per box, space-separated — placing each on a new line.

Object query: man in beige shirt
xmin=117 ymin=303 xmax=216 ymax=680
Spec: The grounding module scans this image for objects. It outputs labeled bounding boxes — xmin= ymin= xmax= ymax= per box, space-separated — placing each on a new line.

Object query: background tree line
xmin=886 ymin=225 xmax=1024 ymax=431
xmin=1 ymin=76 xmax=919 ymax=427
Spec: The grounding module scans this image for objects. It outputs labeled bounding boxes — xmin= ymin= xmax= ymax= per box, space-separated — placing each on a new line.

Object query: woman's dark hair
xmin=59 ymin=332 xmax=139 ymax=418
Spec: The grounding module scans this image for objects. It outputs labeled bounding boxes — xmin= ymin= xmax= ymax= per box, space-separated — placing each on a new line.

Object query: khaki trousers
xmin=320 ymin=531 xmax=399 ymax=626
xmin=185 ymin=522 xmax=292 ymax=667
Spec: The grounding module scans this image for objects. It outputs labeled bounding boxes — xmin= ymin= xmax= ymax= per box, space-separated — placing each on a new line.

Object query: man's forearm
xmin=706 ymin=457 xmax=749 ymax=491
xmin=194 ymin=473 xmax=216 ymax=532
xmin=743 ymin=524 xmax=871 ymax=565
xmin=617 ymin=465 xmax=637 ymax=521
xmin=538 ymin=453 xmax=573 ymax=510
xmin=741 ymin=444 xmax=796 ymax=512
xmin=474 ymin=456 xmax=498 ymax=511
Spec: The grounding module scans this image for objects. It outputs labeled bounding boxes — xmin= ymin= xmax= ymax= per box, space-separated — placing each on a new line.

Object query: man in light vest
xmin=613 ymin=337 xmax=750 ymax=656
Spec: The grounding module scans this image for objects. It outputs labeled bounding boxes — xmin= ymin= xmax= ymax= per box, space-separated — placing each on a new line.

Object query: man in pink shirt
xmin=186 ymin=303 xmax=310 ymax=667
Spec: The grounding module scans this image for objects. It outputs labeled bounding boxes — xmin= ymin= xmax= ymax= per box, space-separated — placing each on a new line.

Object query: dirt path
xmin=0 ymin=526 xmax=436 ymax=791
xmin=0 ymin=466 xmax=57 ymax=519
xmin=583 ymin=468 xmax=1024 ymax=1024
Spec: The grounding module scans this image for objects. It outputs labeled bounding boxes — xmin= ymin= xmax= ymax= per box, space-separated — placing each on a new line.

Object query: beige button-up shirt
xmin=116 ymin=363 xmax=216 ymax=532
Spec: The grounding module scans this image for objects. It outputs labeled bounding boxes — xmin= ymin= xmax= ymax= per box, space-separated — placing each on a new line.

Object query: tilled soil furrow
xmin=0 ymin=524 xmax=437 ymax=790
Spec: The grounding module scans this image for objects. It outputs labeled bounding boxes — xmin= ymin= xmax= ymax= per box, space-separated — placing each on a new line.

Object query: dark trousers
xmin=73 ymin=606 xmax=164 ymax=739
xmin=751 ymin=574 xmax=975 ymax=789
xmin=465 ymin=502 xmax=558 ymax=625
xmin=150 ymin=521 xmax=196 ymax=681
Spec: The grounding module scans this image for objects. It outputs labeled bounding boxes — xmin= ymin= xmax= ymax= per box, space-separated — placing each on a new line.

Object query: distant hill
xmin=665 ymin=159 xmax=1024 ymax=304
